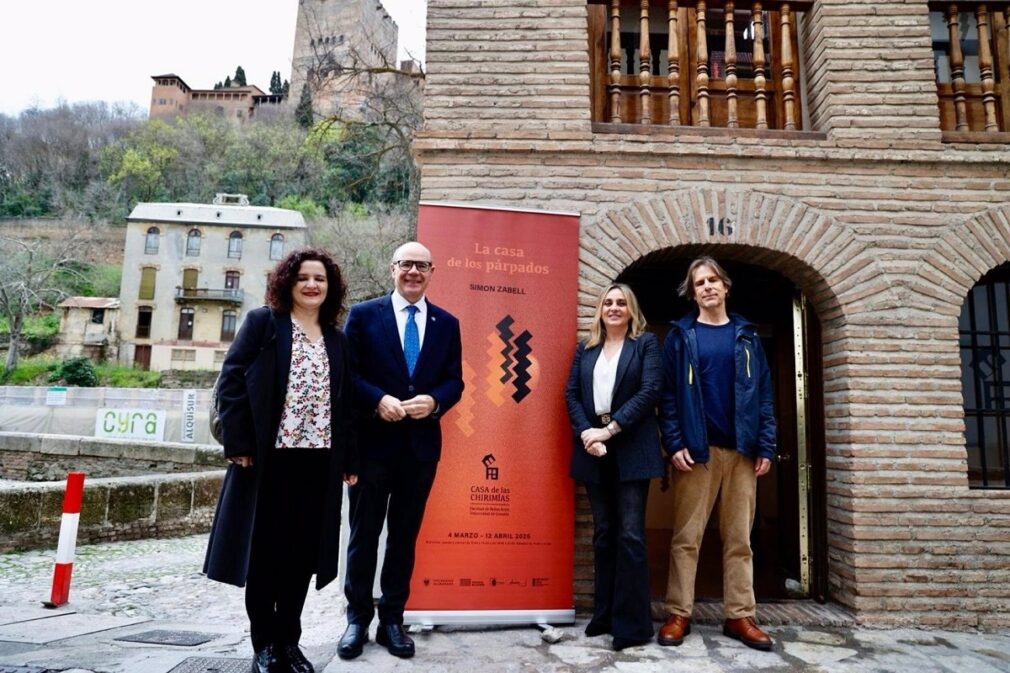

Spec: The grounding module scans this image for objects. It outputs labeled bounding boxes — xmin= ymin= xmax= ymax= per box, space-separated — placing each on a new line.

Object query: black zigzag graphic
xmin=496 ymin=315 xmax=515 ymax=384
xmin=512 ymin=330 xmax=533 ymax=403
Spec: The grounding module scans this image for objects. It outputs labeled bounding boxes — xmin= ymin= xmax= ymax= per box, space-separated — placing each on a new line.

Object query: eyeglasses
xmin=393 ymin=260 xmax=433 ymax=272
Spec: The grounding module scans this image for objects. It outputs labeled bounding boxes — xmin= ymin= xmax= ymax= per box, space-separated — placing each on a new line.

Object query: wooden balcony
xmin=931 ymin=1 xmax=1010 ymax=139
xmin=588 ymin=0 xmax=811 ymax=133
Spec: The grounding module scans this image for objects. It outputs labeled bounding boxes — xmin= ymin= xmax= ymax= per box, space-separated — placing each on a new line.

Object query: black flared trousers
xmin=245 ymin=449 xmax=329 ymax=652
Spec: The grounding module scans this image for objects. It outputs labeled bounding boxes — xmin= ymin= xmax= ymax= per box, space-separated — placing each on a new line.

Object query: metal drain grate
xmin=115 ymin=629 xmax=217 ymax=646
xmin=167 ymin=658 xmax=250 ymax=673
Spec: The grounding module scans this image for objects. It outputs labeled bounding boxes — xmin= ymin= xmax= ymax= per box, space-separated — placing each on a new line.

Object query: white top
xmin=391 ymin=291 xmax=428 ymax=349
xmin=593 ymin=341 xmax=624 ymax=416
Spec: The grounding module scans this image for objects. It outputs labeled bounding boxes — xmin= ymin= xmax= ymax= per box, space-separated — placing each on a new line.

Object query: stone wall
xmin=418 ymin=0 xmax=1010 ymax=628
xmin=0 ymin=432 xmax=224 ymax=481
xmin=0 ymin=471 xmax=224 ymax=553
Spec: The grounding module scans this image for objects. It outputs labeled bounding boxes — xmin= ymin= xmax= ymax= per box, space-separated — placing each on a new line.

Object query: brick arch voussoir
xmin=580 ymin=188 xmax=892 ymax=325
xmin=914 ymin=204 xmax=1010 ymax=315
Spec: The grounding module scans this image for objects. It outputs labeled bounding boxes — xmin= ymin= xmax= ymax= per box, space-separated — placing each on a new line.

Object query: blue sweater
xmin=658 ymin=313 xmax=777 ymax=463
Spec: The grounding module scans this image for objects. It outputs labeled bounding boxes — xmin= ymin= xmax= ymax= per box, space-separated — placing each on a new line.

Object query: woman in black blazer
xmin=565 ymin=282 xmax=664 ymax=651
xmin=204 ymin=248 xmax=358 ymax=673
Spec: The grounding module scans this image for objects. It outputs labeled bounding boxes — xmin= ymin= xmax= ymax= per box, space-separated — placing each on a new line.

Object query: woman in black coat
xmin=565 ymin=282 xmax=664 ymax=652
xmin=204 ymin=248 xmax=358 ymax=673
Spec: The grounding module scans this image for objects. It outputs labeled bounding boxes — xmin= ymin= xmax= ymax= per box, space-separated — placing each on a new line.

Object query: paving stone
xmin=0 ymin=614 xmax=148 ymax=644
xmin=796 ymin=629 xmax=847 ymax=646
xmin=780 ymin=640 xmax=860 ymax=665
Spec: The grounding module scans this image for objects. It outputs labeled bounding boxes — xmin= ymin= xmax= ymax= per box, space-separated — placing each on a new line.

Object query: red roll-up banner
xmin=405 ymin=202 xmax=580 ymax=626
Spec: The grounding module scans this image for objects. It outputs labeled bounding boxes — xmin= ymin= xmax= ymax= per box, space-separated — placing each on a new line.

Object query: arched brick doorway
xmin=617 ymin=246 xmax=829 ymax=605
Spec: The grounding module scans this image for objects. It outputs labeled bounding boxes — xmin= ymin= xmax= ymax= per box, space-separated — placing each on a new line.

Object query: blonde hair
xmin=586 ymin=283 xmax=647 ymax=348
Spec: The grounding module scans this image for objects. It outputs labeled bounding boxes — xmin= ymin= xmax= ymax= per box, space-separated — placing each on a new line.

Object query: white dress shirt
xmin=391 ymin=291 xmax=428 ymax=349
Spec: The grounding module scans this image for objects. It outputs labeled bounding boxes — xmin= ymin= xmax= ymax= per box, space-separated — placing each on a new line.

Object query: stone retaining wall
xmin=0 ymin=432 xmax=224 ymax=481
xmin=0 ymin=470 xmax=224 ymax=553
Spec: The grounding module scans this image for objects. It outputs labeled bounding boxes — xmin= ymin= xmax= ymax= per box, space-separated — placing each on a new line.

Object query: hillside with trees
xmin=0 ymin=102 xmax=414 ymax=222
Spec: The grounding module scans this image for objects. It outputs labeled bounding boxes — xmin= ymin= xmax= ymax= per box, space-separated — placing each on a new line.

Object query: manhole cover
xmin=116 ymin=629 xmax=217 ymax=646
xmin=168 ymin=657 xmax=250 ymax=673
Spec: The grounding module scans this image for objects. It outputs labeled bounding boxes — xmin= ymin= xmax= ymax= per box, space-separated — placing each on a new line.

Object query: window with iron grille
xmin=959 ymin=262 xmax=1010 ymax=488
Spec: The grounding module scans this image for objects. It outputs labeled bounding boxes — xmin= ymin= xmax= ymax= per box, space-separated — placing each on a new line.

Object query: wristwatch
xmin=606 ymin=421 xmax=617 ymax=436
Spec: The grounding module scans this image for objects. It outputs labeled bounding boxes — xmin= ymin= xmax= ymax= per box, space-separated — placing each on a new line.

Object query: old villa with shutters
xmin=417 ymin=0 xmax=1010 ymax=626
xmin=118 ymin=195 xmax=307 ymax=372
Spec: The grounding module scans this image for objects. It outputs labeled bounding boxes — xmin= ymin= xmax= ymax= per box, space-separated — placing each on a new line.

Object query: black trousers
xmin=245 ymin=449 xmax=329 ymax=652
xmin=584 ymin=454 xmax=653 ymax=641
xmin=344 ymin=453 xmax=438 ymax=626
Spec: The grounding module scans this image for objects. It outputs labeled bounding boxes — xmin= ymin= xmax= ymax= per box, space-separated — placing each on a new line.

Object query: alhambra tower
xmin=288 ymin=0 xmax=399 ymax=119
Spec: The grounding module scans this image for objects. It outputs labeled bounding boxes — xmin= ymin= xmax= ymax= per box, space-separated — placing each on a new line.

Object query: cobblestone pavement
xmin=2 ymin=535 xmax=1010 ymax=672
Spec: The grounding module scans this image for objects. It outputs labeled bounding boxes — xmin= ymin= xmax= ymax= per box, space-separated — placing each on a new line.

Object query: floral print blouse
xmin=274 ymin=320 xmax=331 ymax=449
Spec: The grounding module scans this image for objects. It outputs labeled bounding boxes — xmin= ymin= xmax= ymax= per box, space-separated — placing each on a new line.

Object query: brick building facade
xmin=416 ymin=0 xmax=1010 ymax=627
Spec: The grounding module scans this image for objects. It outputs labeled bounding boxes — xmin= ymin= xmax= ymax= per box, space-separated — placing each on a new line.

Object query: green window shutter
xmin=183 ymin=269 xmax=198 ymax=289
xmin=139 ymin=268 xmax=156 ymax=300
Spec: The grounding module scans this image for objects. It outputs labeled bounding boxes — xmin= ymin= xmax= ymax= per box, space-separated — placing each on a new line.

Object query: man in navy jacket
xmin=658 ymin=257 xmax=777 ymax=651
xmin=338 ymin=241 xmax=464 ymax=660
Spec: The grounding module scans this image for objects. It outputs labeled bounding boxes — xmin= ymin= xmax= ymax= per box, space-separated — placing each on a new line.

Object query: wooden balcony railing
xmin=588 ymin=0 xmax=810 ymax=131
xmin=931 ymin=2 xmax=1010 ymax=134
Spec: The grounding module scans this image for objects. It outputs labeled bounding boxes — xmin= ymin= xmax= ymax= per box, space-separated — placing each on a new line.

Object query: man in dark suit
xmin=338 ymin=241 xmax=464 ymax=660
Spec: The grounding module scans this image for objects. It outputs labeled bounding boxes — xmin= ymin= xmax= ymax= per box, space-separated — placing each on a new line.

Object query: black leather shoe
xmin=281 ymin=644 xmax=314 ymax=673
xmin=584 ymin=620 xmax=610 ymax=637
xmin=376 ymin=624 xmax=415 ymax=658
xmin=337 ymin=624 xmax=369 ymax=660
xmin=613 ymin=636 xmax=651 ymax=651
xmin=251 ymin=644 xmax=284 ymax=673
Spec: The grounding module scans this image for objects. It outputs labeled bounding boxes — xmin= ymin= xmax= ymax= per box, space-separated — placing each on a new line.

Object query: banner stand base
xmin=404 ymin=609 xmax=575 ymax=628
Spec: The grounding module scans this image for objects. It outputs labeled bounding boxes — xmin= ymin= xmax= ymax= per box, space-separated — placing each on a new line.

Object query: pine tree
xmin=295 ymin=85 xmax=314 ymax=128
xmin=234 ymin=66 xmax=247 ymax=87
xmin=282 ymin=80 xmax=290 ymax=95
xmin=224 ymin=75 xmax=232 ymax=88
xmin=269 ymin=71 xmax=282 ymax=94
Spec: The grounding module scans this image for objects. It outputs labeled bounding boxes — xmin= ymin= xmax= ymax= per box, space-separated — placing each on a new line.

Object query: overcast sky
xmin=0 ymin=0 xmax=426 ymax=116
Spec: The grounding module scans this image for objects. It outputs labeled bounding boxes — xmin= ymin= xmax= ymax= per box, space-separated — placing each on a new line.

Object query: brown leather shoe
xmin=657 ymin=614 xmax=691 ymax=646
xmin=723 ymin=617 xmax=773 ymax=651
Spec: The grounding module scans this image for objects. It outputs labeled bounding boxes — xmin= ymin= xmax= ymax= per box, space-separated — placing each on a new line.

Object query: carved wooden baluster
xmin=609 ymin=0 xmax=622 ymax=123
xmin=669 ymin=0 xmax=682 ymax=124
xmin=752 ymin=3 xmax=768 ymax=129
xmin=640 ymin=0 xmax=653 ymax=124
xmin=947 ymin=3 xmax=969 ymax=131
xmin=696 ymin=0 xmax=711 ymax=126
xmin=976 ymin=4 xmax=999 ymax=131
xmin=780 ymin=3 xmax=797 ymax=130
xmin=725 ymin=1 xmax=739 ymax=127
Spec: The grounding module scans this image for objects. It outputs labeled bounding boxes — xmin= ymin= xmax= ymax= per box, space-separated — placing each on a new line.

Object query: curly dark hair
xmin=265 ymin=248 xmax=347 ymax=326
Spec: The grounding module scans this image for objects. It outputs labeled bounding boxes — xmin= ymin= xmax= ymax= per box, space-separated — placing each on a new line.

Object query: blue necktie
xmin=404 ymin=304 xmax=420 ymax=377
